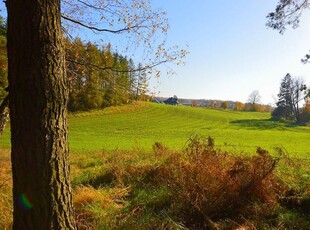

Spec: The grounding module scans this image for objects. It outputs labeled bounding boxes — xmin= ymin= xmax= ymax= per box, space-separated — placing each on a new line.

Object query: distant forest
xmin=155 ymin=96 xmax=272 ymax=112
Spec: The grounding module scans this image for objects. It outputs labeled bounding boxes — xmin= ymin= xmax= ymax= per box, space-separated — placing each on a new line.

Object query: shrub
xmin=300 ymin=109 xmax=310 ymax=125
xmin=166 ymin=138 xmax=284 ymax=229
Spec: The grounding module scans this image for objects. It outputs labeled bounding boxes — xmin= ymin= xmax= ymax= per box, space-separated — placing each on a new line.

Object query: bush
xmin=165 ymin=138 xmax=282 ymax=229
xmin=300 ymin=109 xmax=310 ymax=125
xmin=271 ymin=106 xmax=294 ymax=122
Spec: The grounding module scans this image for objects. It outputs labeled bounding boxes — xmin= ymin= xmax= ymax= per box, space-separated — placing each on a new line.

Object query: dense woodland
xmin=65 ymin=38 xmax=150 ymax=111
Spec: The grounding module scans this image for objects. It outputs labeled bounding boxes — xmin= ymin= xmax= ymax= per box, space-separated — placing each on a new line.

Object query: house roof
xmin=163 ymin=97 xmax=179 ymax=105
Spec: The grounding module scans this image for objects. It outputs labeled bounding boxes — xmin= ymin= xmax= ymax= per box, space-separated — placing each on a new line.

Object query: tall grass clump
xmin=73 ymin=186 xmax=130 ymax=229
xmin=70 ymin=136 xmax=309 ymax=229
xmin=70 ymin=147 xmax=176 ymax=229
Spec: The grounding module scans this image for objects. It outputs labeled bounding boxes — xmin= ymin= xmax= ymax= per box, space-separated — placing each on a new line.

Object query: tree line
xmin=65 ymin=38 xmax=150 ymax=111
xmin=0 ymin=16 xmax=151 ymax=112
xmin=173 ymin=97 xmax=272 ymax=112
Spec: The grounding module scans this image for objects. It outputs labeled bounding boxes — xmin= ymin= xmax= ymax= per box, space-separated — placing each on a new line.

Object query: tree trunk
xmin=0 ymin=95 xmax=9 ymax=135
xmin=7 ymin=0 xmax=76 ymax=229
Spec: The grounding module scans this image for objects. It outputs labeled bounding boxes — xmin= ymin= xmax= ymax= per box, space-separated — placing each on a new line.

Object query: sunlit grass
xmin=60 ymin=103 xmax=310 ymax=157
xmin=1 ymin=101 xmax=310 ymax=158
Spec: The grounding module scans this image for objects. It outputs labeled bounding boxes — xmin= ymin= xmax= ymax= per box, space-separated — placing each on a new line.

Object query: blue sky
xmin=149 ymin=0 xmax=310 ymax=104
xmin=1 ymin=1 xmax=309 ymax=105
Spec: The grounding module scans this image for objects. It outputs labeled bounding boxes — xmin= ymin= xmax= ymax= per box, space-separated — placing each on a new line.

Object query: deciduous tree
xmin=7 ymin=0 xmax=75 ymax=228
xmin=234 ymin=101 xmax=244 ymax=111
xmin=300 ymin=97 xmax=310 ymax=123
xmin=221 ymin=101 xmax=228 ymax=109
xmin=247 ymin=90 xmax=261 ymax=111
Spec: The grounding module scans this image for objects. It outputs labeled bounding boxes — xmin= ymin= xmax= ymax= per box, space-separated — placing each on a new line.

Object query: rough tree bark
xmin=7 ymin=0 xmax=76 ymax=229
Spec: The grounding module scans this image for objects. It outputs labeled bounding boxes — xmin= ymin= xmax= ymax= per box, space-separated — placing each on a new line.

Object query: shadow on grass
xmin=230 ymin=118 xmax=298 ymax=130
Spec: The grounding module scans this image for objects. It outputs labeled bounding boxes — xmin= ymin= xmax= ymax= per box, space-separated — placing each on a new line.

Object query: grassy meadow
xmin=1 ymin=101 xmax=309 ymax=157
xmin=1 ymin=101 xmax=310 ymax=229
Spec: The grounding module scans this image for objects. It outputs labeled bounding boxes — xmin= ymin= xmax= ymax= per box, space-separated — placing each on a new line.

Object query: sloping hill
xmin=1 ymin=102 xmax=309 ymax=157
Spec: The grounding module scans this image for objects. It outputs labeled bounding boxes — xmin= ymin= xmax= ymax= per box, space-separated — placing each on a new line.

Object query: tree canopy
xmin=66 ymin=38 xmax=141 ymax=111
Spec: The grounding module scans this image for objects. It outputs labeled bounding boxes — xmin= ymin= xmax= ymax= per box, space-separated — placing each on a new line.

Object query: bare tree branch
xmin=267 ymin=0 xmax=309 ymax=33
xmin=61 ymin=14 xmax=148 ymax=34
xmin=66 ymin=57 xmax=169 ymax=73
xmin=267 ymin=0 xmax=310 ymax=64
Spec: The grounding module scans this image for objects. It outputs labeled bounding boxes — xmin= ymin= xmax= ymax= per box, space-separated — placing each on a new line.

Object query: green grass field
xmin=1 ymin=102 xmax=309 ymax=157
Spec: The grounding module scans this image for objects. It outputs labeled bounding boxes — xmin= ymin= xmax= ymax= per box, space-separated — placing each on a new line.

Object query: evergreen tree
xmin=109 ymin=53 xmax=131 ymax=105
xmin=134 ymin=63 xmax=149 ymax=100
xmin=128 ymin=58 xmax=137 ymax=99
xmin=82 ymin=42 xmax=105 ymax=109
xmin=273 ymin=73 xmax=294 ymax=120
xmin=66 ymin=38 xmax=134 ymax=110
xmin=273 ymin=73 xmax=308 ymax=123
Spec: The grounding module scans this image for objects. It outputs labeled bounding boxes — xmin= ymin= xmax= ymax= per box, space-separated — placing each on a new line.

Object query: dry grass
xmin=73 ymin=186 xmax=129 ymax=229
xmin=101 ymin=137 xmax=309 ymax=229
xmin=0 ymin=137 xmax=309 ymax=229
xmin=0 ymin=148 xmax=13 ymax=229
xmin=166 ymin=138 xmax=283 ymax=229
